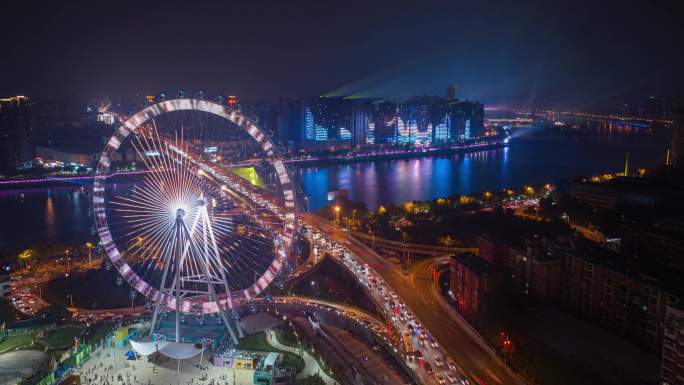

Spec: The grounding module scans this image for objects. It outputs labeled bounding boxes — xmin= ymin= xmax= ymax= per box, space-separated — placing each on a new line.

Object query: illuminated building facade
xmin=246 ymin=91 xmax=485 ymax=150
xmin=0 ymin=96 xmax=34 ymax=172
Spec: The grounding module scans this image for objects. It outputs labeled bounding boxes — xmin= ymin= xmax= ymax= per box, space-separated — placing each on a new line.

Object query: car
xmin=445 ymin=371 xmax=459 ymax=383
xmin=447 ymin=359 xmax=457 ymax=371
xmin=424 ymin=362 xmax=433 ymax=374
xmin=435 ymin=357 xmax=445 ymax=367
xmin=435 ymin=374 xmax=446 ymax=384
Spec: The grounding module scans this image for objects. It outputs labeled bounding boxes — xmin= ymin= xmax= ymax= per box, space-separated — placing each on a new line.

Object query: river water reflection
xmin=298 ymin=124 xmax=670 ymax=210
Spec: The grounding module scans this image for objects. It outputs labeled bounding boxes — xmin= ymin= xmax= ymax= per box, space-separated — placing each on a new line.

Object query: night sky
xmin=1 ymin=0 xmax=682 ymax=109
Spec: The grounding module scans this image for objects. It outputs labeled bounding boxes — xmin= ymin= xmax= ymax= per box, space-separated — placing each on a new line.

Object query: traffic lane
xmin=331 ymin=235 xmax=483 ymax=377
xmin=388 ymin=264 xmax=511 ymax=384
xmin=305 ymin=215 xmax=517 ymax=385
xmin=410 ymin=259 xmax=512 ymax=385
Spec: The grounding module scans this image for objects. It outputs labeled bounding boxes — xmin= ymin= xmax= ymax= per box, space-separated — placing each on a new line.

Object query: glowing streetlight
xmin=402 ymin=231 xmax=410 ymax=273
xmin=334 ymin=205 xmax=341 ymax=224
xmin=85 ymin=242 xmax=94 ymax=265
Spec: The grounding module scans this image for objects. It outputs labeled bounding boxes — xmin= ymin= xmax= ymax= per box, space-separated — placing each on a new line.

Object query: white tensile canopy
xmin=130 ymin=340 xmax=203 ymax=360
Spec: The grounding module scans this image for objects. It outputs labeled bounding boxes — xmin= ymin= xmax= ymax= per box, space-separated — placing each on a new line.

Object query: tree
xmin=36 ymin=304 xmax=71 ymax=323
xmin=0 ymin=298 xmax=22 ymax=323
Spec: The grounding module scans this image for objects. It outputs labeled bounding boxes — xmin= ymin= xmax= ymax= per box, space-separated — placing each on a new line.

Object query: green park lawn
xmin=0 ymin=334 xmax=33 ymax=353
xmin=41 ymin=326 xmax=82 ymax=349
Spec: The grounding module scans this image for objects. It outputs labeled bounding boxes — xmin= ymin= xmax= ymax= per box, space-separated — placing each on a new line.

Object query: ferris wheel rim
xmin=92 ymin=98 xmax=296 ymax=313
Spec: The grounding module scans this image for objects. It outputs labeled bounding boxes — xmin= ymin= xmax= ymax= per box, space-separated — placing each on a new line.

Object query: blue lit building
xmin=245 ymin=91 xmax=485 ymax=151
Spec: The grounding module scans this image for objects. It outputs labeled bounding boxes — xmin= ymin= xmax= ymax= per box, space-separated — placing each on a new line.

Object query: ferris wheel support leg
xmin=150 ymin=238 xmax=175 ymax=335
xmin=233 ymin=311 xmax=245 ymax=338
xmin=203 ymin=205 xmax=244 ymax=341
xmin=218 ymin=307 xmax=239 ymax=345
xmin=175 ymin=215 xmax=183 ymax=343
xmin=181 ymin=221 xmax=239 ymax=345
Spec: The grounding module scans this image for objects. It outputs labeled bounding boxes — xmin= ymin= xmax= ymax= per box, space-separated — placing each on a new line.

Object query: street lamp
xmin=129 ymin=290 xmax=137 ymax=308
xmin=334 ymin=205 xmax=340 ymax=225
xmin=85 ymin=242 xmax=94 ymax=265
xmin=66 ymin=294 xmax=74 ymax=308
xmin=65 ymin=249 xmax=70 ymax=270
xmin=502 ymin=332 xmax=512 ymax=364
xmin=402 ymin=232 xmax=410 ymax=273
xmin=367 ymin=224 xmax=375 ymax=249
xmin=304 ymin=196 xmax=310 ymax=212
xmin=525 ymin=186 xmax=534 ymax=196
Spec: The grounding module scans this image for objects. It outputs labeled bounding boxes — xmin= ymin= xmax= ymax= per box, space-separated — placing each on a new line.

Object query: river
xmin=298 ymin=123 xmax=670 ymax=210
xmin=0 ymin=122 xmax=671 ymax=262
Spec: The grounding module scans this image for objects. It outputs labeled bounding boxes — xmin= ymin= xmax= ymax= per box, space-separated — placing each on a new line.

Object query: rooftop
xmin=452 ymin=252 xmax=494 ymax=274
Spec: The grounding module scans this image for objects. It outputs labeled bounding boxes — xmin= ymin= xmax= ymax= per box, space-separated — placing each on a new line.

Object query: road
xmin=351 ymin=230 xmax=475 ymax=257
xmin=302 ymin=213 xmax=523 ymax=385
xmin=265 ymin=329 xmax=337 ymax=385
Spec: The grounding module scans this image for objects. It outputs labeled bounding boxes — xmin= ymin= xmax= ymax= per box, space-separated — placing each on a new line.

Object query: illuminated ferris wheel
xmin=92 ymin=98 xmax=296 ymax=343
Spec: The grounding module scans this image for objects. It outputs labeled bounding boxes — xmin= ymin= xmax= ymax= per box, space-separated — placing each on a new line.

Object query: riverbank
xmin=0 ymin=139 xmax=507 ymax=192
xmin=286 ymin=138 xmax=507 ymax=166
xmin=0 ymin=171 xmax=148 ymax=191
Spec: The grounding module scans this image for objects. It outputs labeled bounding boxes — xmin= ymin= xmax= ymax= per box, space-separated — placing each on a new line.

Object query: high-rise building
xmin=372 ymin=102 xmax=399 ymax=144
xmin=646 ymin=96 xmax=664 ymax=121
xmin=0 ymin=269 xmax=10 ymax=299
xmin=661 ymin=304 xmax=684 ymax=385
xmin=447 ymin=85 xmax=459 ymax=101
xmin=450 ymin=252 xmax=504 ymax=323
xmin=304 ymin=105 xmax=315 ymax=141
xmin=563 ymin=245 xmax=669 ymax=350
xmin=447 ymin=100 xmax=484 ymax=139
xmin=0 ymin=96 xmax=34 ymax=173
xmin=671 ymin=111 xmax=684 ymax=169
xmin=350 ymin=101 xmax=368 ymax=147
xmin=434 ymin=114 xmax=451 ymax=142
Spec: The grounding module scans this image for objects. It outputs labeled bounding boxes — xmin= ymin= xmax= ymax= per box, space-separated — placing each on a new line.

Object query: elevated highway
xmin=301 ymin=213 xmax=526 ymax=385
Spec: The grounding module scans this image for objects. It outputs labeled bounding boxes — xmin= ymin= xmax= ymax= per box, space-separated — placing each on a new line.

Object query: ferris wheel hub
xmin=176 ymin=207 xmax=186 ymax=219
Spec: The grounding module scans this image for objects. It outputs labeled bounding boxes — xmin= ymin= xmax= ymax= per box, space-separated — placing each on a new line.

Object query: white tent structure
xmin=131 ymin=340 xmax=203 ymax=361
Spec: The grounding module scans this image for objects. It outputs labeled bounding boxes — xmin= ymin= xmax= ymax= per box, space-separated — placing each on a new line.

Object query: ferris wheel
xmin=92 ymin=98 xmax=296 ymax=343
